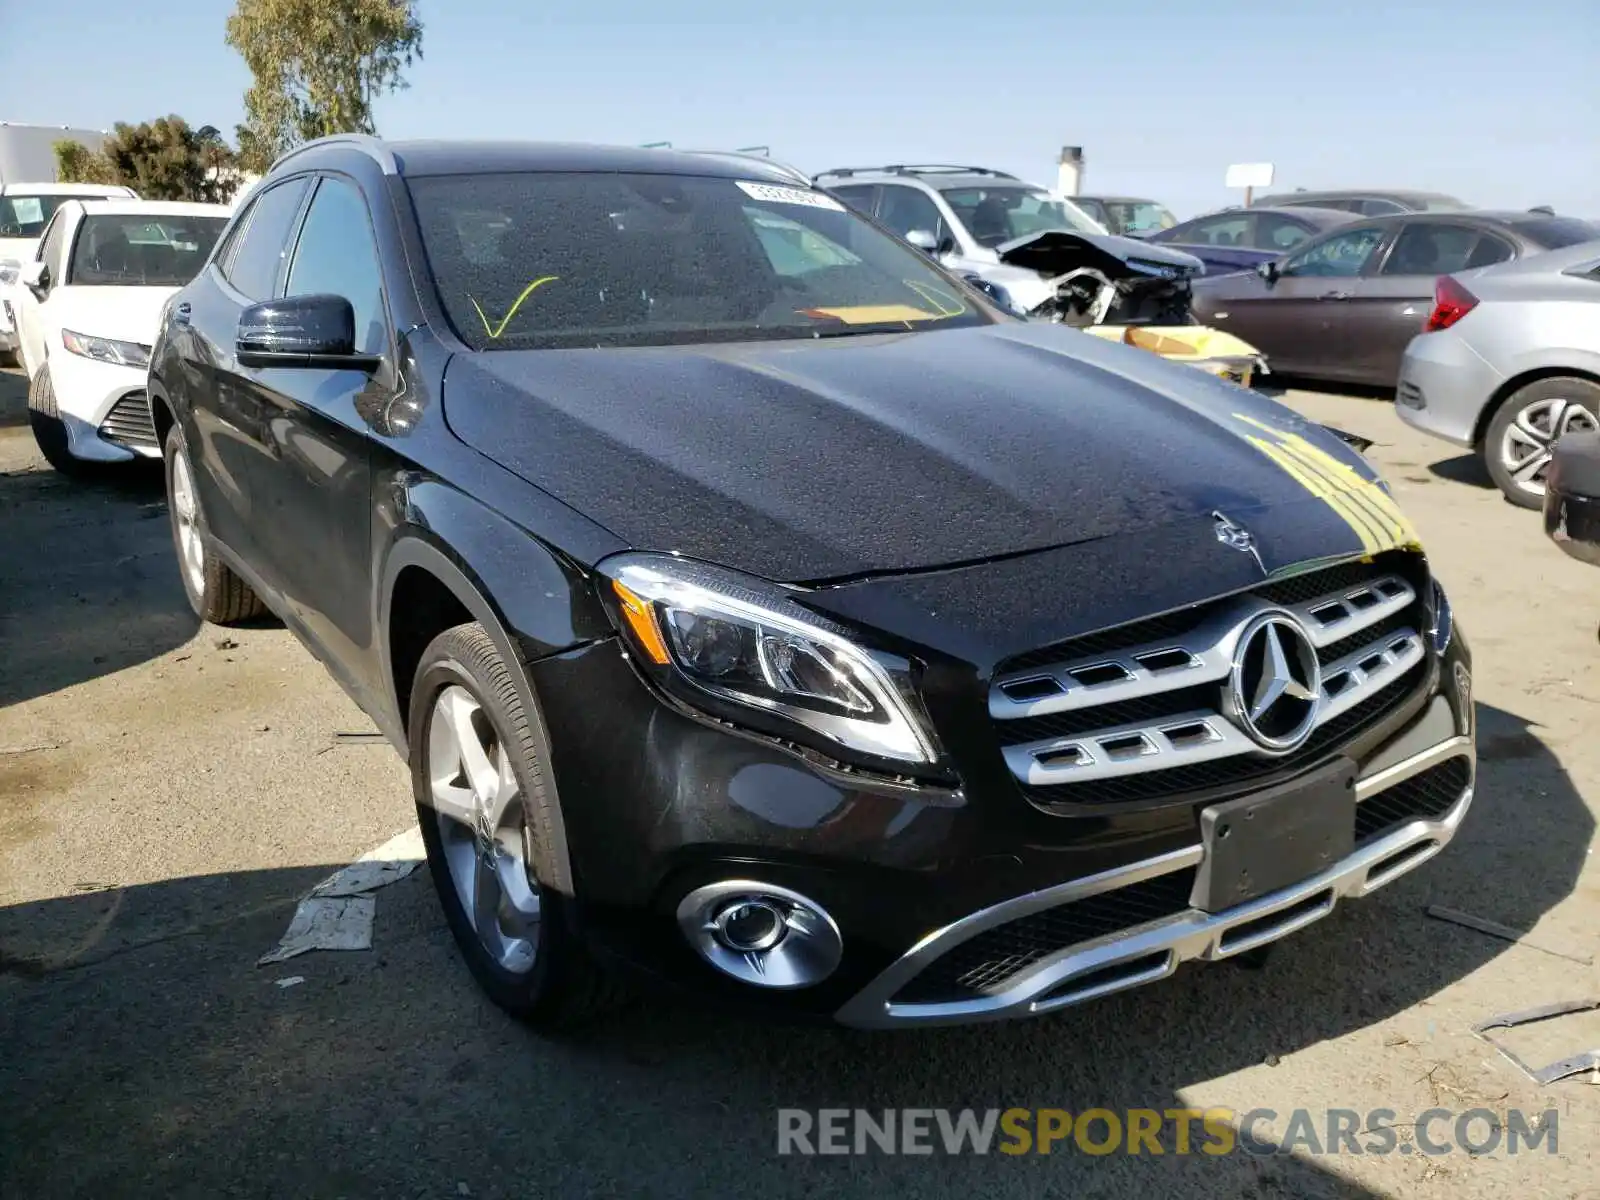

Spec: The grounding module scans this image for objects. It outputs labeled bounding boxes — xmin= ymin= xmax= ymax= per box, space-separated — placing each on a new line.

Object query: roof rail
xmin=268 ymin=133 xmax=400 ymax=175
xmin=681 ymin=149 xmax=812 ymax=187
xmin=814 ymin=164 xmax=1018 ymax=181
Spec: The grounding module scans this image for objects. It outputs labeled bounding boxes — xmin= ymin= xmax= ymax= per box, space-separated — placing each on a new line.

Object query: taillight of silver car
xmin=1424 ymin=276 xmax=1479 ymax=332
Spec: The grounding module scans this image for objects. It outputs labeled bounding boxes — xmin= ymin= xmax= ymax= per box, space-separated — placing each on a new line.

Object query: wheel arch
xmin=1474 ymin=366 xmax=1600 ymax=447
xmin=380 ymin=533 xmax=578 ymax=894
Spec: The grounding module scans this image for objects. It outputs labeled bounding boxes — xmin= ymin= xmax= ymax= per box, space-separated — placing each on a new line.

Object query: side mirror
xmin=904 ymin=229 xmax=939 ymax=255
xmin=1256 ymin=259 xmax=1281 ymax=283
xmin=236 ymin=294 xmax=379 ymax=371
xmin=20 ymin=261 xmax=48 ymax=294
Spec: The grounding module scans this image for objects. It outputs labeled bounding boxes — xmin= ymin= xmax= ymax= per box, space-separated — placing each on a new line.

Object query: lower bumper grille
xmin=99 ymin=391 xmax=157 ymax=450
xmin=893 ymin=868 xmax=1198 ymax=1005
xmin=1355 ymin=757 xmax=1470 ymax=842
xmin=882 ymin=749 xmax=1472 ymax=1012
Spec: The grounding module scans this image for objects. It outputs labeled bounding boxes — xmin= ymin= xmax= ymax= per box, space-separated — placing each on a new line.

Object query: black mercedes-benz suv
xmin=148 ymin=136 xmax=1475 ymax=1029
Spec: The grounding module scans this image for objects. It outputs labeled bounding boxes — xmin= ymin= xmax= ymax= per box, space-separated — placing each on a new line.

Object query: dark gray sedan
xmin=1145 ymin=206 xmax=1354 ymax=276
xmin=1191 ymin=211 xmax=1600 ymax=387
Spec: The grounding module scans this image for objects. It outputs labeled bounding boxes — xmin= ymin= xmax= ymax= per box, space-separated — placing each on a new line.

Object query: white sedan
xmin=14 ymin=199 xmax=230 ymax=473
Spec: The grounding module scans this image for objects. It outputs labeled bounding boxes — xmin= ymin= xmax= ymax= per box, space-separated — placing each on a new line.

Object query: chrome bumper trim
xmin=835 ymin=736 xmax=1475 ymax=1028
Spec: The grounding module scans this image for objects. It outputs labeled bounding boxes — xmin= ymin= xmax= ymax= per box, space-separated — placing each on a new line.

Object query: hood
xmin=995 ymin=230 xmax=1204 ymax=279
xmin=0 ymin=237 xmax=38 ymax=266
xmin=45 ymin=285 xmax=179 ymax=346
xmin=443 ymin=321 xmax=1404 ymax=583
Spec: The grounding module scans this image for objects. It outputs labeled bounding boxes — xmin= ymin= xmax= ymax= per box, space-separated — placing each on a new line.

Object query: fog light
xmin=677 ymin=881 xmax=843 ymax=988
xmin=713 ymin=899 xmax=787 ymax=952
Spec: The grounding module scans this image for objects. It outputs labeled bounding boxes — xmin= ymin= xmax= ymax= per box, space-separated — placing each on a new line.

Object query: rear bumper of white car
xmin=1396 ymin=329 xmax=1502 ymax=449
xmin=48 ymin=352 xmax=158 ymax=461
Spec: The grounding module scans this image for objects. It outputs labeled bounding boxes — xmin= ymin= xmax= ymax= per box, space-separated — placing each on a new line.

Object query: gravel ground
xmin=1 ymin=365 xmax=1596 ymax=1199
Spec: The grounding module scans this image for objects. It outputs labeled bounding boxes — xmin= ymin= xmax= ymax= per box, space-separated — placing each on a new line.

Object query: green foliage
xmin=53 ymin=139 xmax=118 ymax=186
xmin=52 ymin=118 xmax=243 ymax=202
xmin=226 ymin=0 xmax=424 ymax=173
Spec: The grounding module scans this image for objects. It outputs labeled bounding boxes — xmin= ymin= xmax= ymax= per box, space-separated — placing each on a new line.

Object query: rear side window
xmin=1465 ymin=236 xmax=1514 ymax=269
xmin=223 ymin=178 xmax=310 ymax=299
xmin=1381 ymin=224 xmax=1482 ymax=276
xmin=1254 ymin=213 xmax=1317 ymax=250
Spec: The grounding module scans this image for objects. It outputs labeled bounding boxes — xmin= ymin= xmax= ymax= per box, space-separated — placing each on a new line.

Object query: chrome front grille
xmin=99 ymin=391 xmax=157 ymax=450
xmin=992 ymin=561 xmax=1427 ymax=800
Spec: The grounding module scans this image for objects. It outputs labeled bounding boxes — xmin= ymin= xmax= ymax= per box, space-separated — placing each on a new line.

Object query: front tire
xmin=162 ymin=423 xmax=267 ymax=623
xmin=410 ymin=622 xmax=623 ymax=1028
xmin=26 ymin=366 xmax=92 ymax=477
xmin=1483 ymin=377 xmax=1600 ymax=509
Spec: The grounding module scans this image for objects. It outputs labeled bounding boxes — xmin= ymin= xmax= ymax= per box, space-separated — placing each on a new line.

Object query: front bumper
xmin=1544 ymin=428 xmax=1600 ymax=567
xmin=530 ymin=558 xmax=1474 ymax=1025
xmin=1395 ymin=328 xmax=1501 ymax=449
xmin=43 ymin=351 xmax=158 ymax=461
xmin=837 ymin=732 xmax=1471 ymax=1026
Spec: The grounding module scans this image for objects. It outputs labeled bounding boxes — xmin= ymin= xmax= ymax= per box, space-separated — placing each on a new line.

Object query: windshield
xmin=67 ymin=214 xmax=227 ymax=286
xmin=939 ymin=186 xmax=1101 ymax=247
xmin=1513 ymin=216 xmax=1600 ymax=249
xmin=407 ymin=172 xmax=990 ymax=350
xmin=0 ymin=194 xmax=77 ymax=239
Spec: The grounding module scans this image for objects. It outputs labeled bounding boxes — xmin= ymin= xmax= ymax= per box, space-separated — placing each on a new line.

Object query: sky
xmin=2 ymin=0 xmax=1597 ymax=219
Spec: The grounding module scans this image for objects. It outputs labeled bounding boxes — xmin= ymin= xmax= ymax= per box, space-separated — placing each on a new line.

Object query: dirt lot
xmin=1 ymin=364 xmax=1597 ymax=1199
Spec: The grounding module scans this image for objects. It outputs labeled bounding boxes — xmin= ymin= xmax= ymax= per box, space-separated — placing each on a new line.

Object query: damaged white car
xmin=817 ymin=164 xmax=1264 ymax=384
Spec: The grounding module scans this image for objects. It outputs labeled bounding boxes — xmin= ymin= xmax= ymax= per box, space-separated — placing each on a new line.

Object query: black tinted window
xmin=225 ymin=178 xmax=310 ymax=299
xmin=1514 ymin=216 xmax=1600 ymax=249
xmin=286 ymin=178 xmax=387 ymax=355
xmin=1381 ymin=224 xmax=1481 ymax=276
xmin=1356 ymin=199 xmax=1406 ymax=216
xmin=409 ymin=171 xmax=986 ymax=350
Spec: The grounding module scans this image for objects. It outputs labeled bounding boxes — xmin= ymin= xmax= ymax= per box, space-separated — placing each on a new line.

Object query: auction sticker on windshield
xmin=737 ymin=181 xmax=845 ymax=211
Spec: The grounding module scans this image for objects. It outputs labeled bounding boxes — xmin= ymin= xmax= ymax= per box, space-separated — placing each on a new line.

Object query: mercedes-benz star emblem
xmin=1213 ymin=512 xmax=1256 ymax=553
xmin=1228 ymin=612 xmax=1322 ymax=752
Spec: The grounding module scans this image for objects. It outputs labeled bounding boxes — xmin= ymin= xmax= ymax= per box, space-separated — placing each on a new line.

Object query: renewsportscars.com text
xmin=776 ymin=1107 xmax=1558 ymax=1157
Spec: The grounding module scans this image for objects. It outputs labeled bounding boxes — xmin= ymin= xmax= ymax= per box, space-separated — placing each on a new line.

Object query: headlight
xmin=1428 ymin=578 xmax=1453 ymax=653
xmin=598 ymin=554 xmax=942 ymax=770
xmin=61 ymin=328 xmax=150 ymax=369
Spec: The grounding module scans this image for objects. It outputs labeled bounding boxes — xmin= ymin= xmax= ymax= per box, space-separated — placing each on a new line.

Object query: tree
xmin=226 ymin=0 xmax=424 ymax=173
xmin=54 ymin=117 xmax=244 ymax=203
xmin=53 ymin=139 xmax=119 ymax=186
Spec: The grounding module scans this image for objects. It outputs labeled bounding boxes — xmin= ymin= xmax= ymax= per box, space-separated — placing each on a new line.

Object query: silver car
xmin=1397 ymin=240 xmax=1600 ymax=507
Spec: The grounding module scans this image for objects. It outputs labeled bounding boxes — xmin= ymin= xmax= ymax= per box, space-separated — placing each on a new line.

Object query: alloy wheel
xmin=426 ymin=684 xmax=542 ymax=974
xmin=1497 ymin=397 xmax=1598 ymax=499
xmin=169 ymin=448 xmax=207 ymax=598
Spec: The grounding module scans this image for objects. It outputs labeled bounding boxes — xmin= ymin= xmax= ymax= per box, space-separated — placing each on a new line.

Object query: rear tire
xmin=410 ymin=622 xmax=626 ymax=1029
xmin=162 ymin=422 xmax=267 ymax=624
xmin=1483 ymin=377 xmax=1600 ymax=509
xmin=26 ymin=367 xmax=94 ymax=478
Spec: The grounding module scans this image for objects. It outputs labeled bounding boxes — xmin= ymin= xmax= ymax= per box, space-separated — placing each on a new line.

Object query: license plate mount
xmin=1192 ymin=758 xmax=1357 ymax=913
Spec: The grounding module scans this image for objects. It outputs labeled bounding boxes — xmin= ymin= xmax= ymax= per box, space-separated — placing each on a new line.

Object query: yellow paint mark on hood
xmin=1232 ymin=413 xmax=1422 ymax=555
